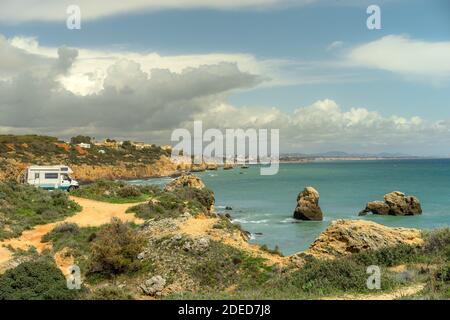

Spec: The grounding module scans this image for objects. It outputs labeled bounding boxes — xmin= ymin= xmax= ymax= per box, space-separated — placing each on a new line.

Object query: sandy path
xmin=65 ymin=196 xmax=144 ymax=227
xmin=322 ymin=283 xmax=425 ymax=300
xmin=0 ymin=196 xmax=145 ymax=272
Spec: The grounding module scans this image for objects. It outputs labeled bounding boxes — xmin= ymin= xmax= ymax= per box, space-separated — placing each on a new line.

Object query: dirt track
xmin=0 ymin=196 xmax=144 ymax=272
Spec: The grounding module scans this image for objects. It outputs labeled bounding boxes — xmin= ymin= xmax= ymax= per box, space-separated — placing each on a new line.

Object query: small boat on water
xmin=241 ymin=165 xmax=250 ymax=169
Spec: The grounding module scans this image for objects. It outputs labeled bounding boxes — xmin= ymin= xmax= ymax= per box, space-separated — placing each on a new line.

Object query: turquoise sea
xmin=130 ymin=159 xmax=450 ymax=255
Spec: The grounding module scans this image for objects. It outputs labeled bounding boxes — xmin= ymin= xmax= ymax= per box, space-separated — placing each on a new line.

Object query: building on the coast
xmin=78 ymin=143 xmax=91 ymax=149
xmin=131 ymin=141 xmax=154 ymax=150
xmin=94 ymin=139 xmax=123 ymax=149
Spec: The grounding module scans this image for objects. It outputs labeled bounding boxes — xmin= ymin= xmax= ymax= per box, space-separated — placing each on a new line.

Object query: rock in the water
xmin=359 ymin=191 xmax=422 ymax=216
xmin=139 ymin=275 xmax=166 ymax=296
xmin=304 ymin=219 xmax=423 ymax=260
xmin=359 ymin=201 xmax=390 ymax=216
xmin=293 ymin=187 xmax=323 ymax=221
xmin=164 ymin=174 xmax=206 ymax=192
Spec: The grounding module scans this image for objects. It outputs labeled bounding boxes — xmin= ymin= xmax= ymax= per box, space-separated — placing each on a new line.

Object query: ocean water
xmin=130 ymin=159 xmax=450 ymax=255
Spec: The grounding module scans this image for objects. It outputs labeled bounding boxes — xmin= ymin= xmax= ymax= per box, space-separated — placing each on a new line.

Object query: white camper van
xmin=25 ymin=165 xmax=79 ymax=191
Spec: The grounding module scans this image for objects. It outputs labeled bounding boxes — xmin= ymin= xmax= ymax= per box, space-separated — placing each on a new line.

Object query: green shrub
xmin=85 ymin=286 xmax=135 ymax=300
xmin=71 ymin=180 xmax=152 ymax=203
xmin=87 ymin=218 xmax=145 ymax=277
xmin=70 ymin=135 xmax=92 ymax=145
xmin=127 ymin=186 xmax=214 ymax=220
xmin=0 ymin=182 xmax=81 ymax=239
xmin=52 ymin=222 xmax=80 ymax=235
xmin=0 ymin=258 xmax=79 ymax=300
xmin=175 ymin=187 xmax=215 ymax=211
xmin=351 ymin=244 xmax=420 ymax=267
xmin=423 ymin=228 xmax=450 ymax=256
xmin=117 ymin=185 xmax=142 ymax=198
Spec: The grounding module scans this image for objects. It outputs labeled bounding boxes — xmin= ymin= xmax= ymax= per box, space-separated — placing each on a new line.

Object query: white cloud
xmin=194 ymin=99 xmax=450 ymax=154
xmin=8 ymin=35 xmax=289 ymax=95
xmin=348 ymin=35 xmax=450 ymax=81
xmin=0 ymin=36 xmax=264 ymax=142
xmin=0 ymin=0 xmax=316 ymax=23
xmin=1 ymin=33 xmax=450 ymax=155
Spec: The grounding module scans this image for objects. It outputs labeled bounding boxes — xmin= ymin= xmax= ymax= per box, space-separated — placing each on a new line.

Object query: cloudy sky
xmin=0 ymin=0 xmax=450 ymax=155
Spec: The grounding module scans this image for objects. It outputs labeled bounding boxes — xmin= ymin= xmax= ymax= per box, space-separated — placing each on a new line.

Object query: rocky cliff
xmin=359 ymin=191 xmax=422 ymax=216
xmin=303 ymin=219 xmax=423 ymax=260
xmin=71 ymin=156 xmax=189 ymax=182
xmin=0 ymin=156 xmax=190 ymax=183
xmin=293 ymin=187 xmax=323 ymax=221
xmin=164 ymin=174 xmax=206 ymax=192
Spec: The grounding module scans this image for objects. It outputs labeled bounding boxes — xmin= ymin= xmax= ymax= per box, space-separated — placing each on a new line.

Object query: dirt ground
xmin=0 ymin=196 xmax=144 ymax=272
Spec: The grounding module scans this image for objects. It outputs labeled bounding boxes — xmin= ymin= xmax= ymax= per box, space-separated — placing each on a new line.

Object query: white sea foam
xmin=280 ymin=218 xmax=299 ymax=223
xmin=232 ymin=218 xmax=269 ymax=224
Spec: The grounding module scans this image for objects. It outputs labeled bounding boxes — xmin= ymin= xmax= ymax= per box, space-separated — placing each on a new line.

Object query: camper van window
xmin=61 ymin=174 xmax=71 ymax=181
xmin=34 ymin=173 xmax=40 ymax=179
xmin=45 ymin=173 xmax=59 ymax=179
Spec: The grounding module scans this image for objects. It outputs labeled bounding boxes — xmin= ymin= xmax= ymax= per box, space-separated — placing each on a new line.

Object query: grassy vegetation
xmin=41 ymin=222 xmax=100 ymax=272
xmin=169 ymin=228 xmax=450 ymax=299
xmin=83 ymin=285 xmax=135 ymax=300
xmin=0 ymin=255 xmax=80 ymax=300
xmin=0 ymin=182 xmax=81 ymax=239
xmin=71 ymin=180 xmax=158 ymax=203
xmin=42 ymin=219 xmax=145 ymax=282
xmin=126 ymin=185 xmax=215 ymax=220
xmin=87 ymin=218 xmax=145 ymax=278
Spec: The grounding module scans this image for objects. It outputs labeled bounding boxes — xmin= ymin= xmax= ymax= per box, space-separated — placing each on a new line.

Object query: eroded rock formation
xmin=293 ymin=187 xmax=323 ymax=221
xmin=359 ymin=191 xmax=422 ymax=216
xmin=303 ymin=219 xmax=423 ymax=260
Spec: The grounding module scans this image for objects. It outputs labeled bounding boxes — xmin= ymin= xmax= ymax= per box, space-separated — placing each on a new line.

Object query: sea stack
xmin=293 ymin=187 xmax=323 ymax=221
xmin=359 ymin=191 xmax=422 ymax=216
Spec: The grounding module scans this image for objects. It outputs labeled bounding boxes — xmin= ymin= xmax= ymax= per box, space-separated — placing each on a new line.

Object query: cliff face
xmin=71 ymin=156 xmax=191 ymax=182
xmin=0 ymin=156 xmax=190 ymax=183
xmin=0 ymin=160 xmax=28 ymax=182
